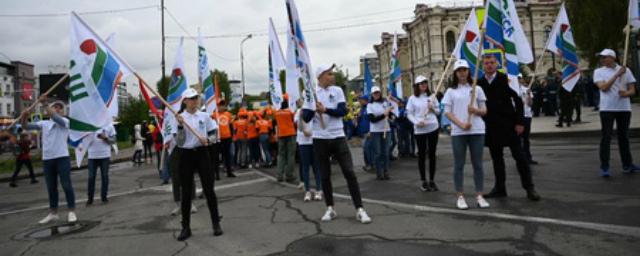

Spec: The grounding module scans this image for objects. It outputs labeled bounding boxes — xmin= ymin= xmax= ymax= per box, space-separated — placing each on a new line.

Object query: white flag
xmin=285 ymin=25 xmax=300 ymax=111
xmin=198 ymin=29 xmax=216 ymax=115
xmin=286 ymin=0 xmax=316 ymax=111
xmin=162 ymin=37 xmax=188 ymax=153
xmin=630 ymin=0 xmax=640 ymax=30
xmin=268 ymin=18 xmax=285 ymax=110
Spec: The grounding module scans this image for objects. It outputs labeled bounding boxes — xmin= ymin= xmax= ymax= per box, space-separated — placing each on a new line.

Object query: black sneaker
xmin=419 ymin=181 xmax=430 ymax=192
xmin=484 ymin=189 xmax=508 ymax=198
xmin=213 ymin=222 xmax=223 ymax=236
xmin=9 ymin=182 xmax=17 ymax=188
xmin=177 ymin=228 xmax=192 ymax=241
xmin=86 ymin=199 xmax=93 ymax=206
xmin=429 ymin=181 xmax=439 ymax=191
xmin=227 ymin=172 xmax=237 ymax=178
xmin=526 ymin=189 xmax=541 ymax=201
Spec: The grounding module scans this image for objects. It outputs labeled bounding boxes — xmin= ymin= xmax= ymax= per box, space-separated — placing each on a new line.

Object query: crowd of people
xmin=3 ymin=48 xmax=638 ymax=242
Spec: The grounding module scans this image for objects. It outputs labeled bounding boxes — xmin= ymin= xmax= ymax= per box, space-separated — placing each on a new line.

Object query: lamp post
xmin=240 ymin=34 xmax=253 ymax=99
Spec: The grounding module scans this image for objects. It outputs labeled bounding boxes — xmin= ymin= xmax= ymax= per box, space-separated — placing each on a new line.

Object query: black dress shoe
xmin=428 ymin=181 xmax=439 ymax=191
xmin=484 ymin=189 xmax=507 ymax=198
xmin=383 ymin=172 xmax=390 ymax=180
xmin=227 ymin=172 xmax=237 ymax=178
xmin=177 ymin=228 xmax=192 ymax=241
xmin=213 ymin=223 xmax=223 ymax=236
xmin=86 ymin=199 xmax=93 ymax=206
xmin=526 ymin=189 xmax=541 ymax=201
xmin=529 ymin=160 xmax=539 ymax=165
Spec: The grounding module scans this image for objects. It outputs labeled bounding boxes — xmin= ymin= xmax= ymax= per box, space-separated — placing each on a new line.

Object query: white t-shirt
xmin=442 ymin=84 xmax=487 ymax=136
xmin=178 ymin=111 xmax=217 ymax=149
xmin=406 ymin=94 xmax=441 ymax=134
xmin=593 ymin=65 xmax=636 ymax=112
xmin=88 ymin=125 xmax=116 ymax=159
xmin=518 ymin=85 xmax=533 ymax=118
xmin=366 ymin=100 xmax=392 ymax=133
xmin=311 ymin=85 xmax=345 ymax=139
xmin=36 ymin=117 xmax=70 ymax=160
xmin=294 ymin=109 xmax=313 ymax=145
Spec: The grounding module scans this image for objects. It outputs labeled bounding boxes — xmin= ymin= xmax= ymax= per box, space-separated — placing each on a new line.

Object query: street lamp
xmin=240 ymin=34 xmax=253 ymax=99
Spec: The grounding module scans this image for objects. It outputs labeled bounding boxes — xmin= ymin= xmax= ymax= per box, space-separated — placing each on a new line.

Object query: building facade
xmin=0 ymin=61 xmax=36 ymax=118
xmin=0 ymin=63 xmax=15 ymax=118
xmin=373 ymin=0 xmax=565 ymax=96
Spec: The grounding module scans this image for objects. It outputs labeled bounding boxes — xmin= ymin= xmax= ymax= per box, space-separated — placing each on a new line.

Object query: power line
xmin=0 ymin=4 xmax=159 ymax=18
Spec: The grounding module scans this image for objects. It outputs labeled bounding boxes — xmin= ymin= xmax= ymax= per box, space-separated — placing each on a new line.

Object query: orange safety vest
xmin=213 ymin=112 xmax=232 ymax=139
xmin=233 ymin=119 xmax=248 ymax=140
xmin=274 ymin=109 xmax=295 ymax=138
xmin=256 ymin=119 xmax=272 ymax=134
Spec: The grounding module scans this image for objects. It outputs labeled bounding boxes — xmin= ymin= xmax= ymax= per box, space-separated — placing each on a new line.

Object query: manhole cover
xmin=12 ymin=221 xmax=100 ymax=241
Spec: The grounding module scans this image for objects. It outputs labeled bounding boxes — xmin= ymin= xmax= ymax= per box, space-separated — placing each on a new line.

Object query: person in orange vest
xmin=213 ymin=100 xmax=236 ymax=178
xmin=256 ymin=112 xmax=273 ymax=167
xmin=246 ymin=111 xmax=261 ymax=168
xmin=274 ymin=94 xmax=297 ymax=182
xmin=233 ymin=110 xmax=249 ymax=169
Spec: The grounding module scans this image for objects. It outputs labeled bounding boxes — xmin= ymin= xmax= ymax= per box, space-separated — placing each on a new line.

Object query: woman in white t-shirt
xmin=406 ymin=75 xmax=441 ymax=192
xmin=295 ymin=101 xmax=323 ymax=202
xmin=441 ymin=60 xmax=490 ymax=210
xmin=366 ymin=86 xmax=393 ymax=180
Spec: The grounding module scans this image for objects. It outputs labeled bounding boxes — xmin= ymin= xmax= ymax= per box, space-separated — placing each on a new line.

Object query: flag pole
xmin=136 ymin=73 xmax=206 ymax=142
xmin=623 ymin=24 xmax=632 ymax=67
xmin=6 ymin=73 xmax=70 ymax=130
xmin=467 ymin=31 xmax=486 ymax=124
xmin=433 ymin=54 xmax=455 ymax=97
xmin=528 ymin=50 xmax=547 ymax=88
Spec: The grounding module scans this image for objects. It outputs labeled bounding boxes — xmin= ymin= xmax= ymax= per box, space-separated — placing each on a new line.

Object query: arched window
xmin=445 ymin=31 xmax=456 ymax=54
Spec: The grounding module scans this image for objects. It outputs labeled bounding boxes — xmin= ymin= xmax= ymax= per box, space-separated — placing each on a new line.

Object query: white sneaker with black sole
xmin=456 ymin=196 xmax=469 ymax=210
xmin=321 ymin=207 xmax=337 ymax=222
xmin=356 ymin=208 xmax=372 ymax=224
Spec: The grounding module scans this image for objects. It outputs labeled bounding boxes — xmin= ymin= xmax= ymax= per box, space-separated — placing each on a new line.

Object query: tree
xmin=566 ymin=0 xmax=628 ymax=67
xmin=213 ymin=69 xmax=231 ymax=103
xmin=119 ymin=96 xmax=150 ymax=138
xmin=156 ymin=76 xmax=170 ymax=99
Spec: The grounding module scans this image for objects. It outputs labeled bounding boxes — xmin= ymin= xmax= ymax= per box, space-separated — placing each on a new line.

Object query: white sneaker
xmin=190 ymin=204 xmax=198 ymax=213
xmin=170 ymin=206 xmax=180 ymax=216
xmin=38 ymin=213 xmax=59 ymax=224
xmin=456 ymin=196 xmax=469 ymax=210
xmin=476 ymin=195 xmax=490 ymax=208
xmin=297 ymin=182 xmax=304 ymax=190
xmin=68 ymin=211 xmax=77 ymax=223
xmin=314 ymin=191 xmax=323 ymax=201
xmin=356 ymin=208 xmax=372 ymax=224
xmin=320 ymin=207 xmax=337 ymax=222
xmin=304 ymin=192 xmax=312 ymax=202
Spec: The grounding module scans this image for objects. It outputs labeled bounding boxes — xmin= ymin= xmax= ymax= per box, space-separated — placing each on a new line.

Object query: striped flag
xmin=104 ymin=33 xmax=120 ymax=119
xmin=452 ymin=8 xmax=483 ymax=77
xmin=285 ymin=0 xmax=316 ymax=111
xmin=163 ymin=37 xmax=188 ymax=153
xmin=197 ymin=29 xmax=216 ymax=115
xmin=484 ymin=0 xmax=533 ymax=92
xmin=388 ymin=32 xmax=402 ymax=99
xmin=546 ymin=3 xmax=580 ymax=92
xmin=268 ymin=18 xmax=285 ymax=110
xmin=69 ymin=12 xmax=131 ymax=142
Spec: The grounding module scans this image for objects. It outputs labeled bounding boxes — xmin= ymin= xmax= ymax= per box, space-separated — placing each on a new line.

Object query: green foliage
xmin=119 ymin=96 xmax=150 ymax=137
xmin=156 ymin=76 xmax=170 ymax=99
xmin=566 ymin=0 xmax=628 ymax=67
xmin=213 ymin=69 xmax=231 ymax=102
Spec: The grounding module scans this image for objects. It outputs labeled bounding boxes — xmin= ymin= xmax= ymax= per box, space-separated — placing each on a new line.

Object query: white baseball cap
xmin=414 ymin=75 xmax=428 ymax=84
xmin=453 ymin=59 xmax=470 ymax=71
xmin=182 ymin=88 xmax=199 ymax=99
xmin=517 ymin=73 xmax=523 ymax=78
xmin=315 ymin=64 xmax=336 ymax=79
xmin=597 ymin=49 xmax=616 ymax=58
xmin=371 ymin=86 xmax=381 ymax=93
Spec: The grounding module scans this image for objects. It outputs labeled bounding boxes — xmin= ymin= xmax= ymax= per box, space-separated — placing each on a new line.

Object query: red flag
xmin=138 ymin=78 xmax=163 ymax=125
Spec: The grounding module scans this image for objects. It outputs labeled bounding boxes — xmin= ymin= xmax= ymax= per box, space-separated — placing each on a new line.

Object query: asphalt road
xmin=1 ymin=135 xmax=639 ymax=256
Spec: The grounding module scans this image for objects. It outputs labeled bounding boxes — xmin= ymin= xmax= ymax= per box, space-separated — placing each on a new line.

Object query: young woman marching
xmin=441 ymin=60 xmax=490 ymax=210
xmin=366 ymin=86 xmax=393 ymax=180
xmin=406 ymin=75 xmax=441 ymax=191
xmin=174 ymin=88 xmax=223 ymax=241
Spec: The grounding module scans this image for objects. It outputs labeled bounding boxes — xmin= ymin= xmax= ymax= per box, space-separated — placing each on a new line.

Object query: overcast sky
xmin=0 ymin=0 xmax=478 ymax=96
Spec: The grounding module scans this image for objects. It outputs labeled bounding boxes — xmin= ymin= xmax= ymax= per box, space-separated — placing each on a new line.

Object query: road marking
xmin=251 ymin=169 xmax=640 ymax=239
xmin=0 ymin=173 xmax=267 ymax=217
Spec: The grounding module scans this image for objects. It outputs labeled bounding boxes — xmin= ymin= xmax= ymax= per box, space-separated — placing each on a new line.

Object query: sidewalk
xmin=529 ymin=103 xmax=640 ymax=137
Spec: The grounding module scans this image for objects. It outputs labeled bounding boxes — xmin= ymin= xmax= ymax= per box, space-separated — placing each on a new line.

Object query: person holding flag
xmin=85 ymin=124 xmax=116 ymax=205
xmin=20 ymin=97 xmax=77 ymax=224
xmin=593 ymin=49 xmax=639 ymax=176
xmin=174 ymin=88 xmax=223 ymax=241
xmin=366 ymin=86 xmax=393 ymax=181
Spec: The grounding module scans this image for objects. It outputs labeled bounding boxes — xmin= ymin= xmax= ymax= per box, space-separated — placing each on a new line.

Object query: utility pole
xmin=161 ymin=0 xmax=166 ymax=95
xmin=240 ymin=34 xmax=253 ymax=99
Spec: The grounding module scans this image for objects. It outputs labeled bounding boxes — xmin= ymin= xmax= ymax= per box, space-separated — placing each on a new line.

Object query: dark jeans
xmin=599 ymin=111 xmax=633 ymax=169
xmin=132 ymin=150 xmax=142 ymax=163
xmin=415 ymin=129 xmax=439 ymax=181
xmin=520 ymin=118 xmax=533 ymax=161
xmin=248 ymin=138 xmax=261 ymax=165
xmin=236 ymin=140 xmax=248 ymax=167
xmin=43 ymin=157 xmax=75 ymax=210
xmin=388 ymin=127 xmax=397 ymax=157
xmin=87 ymin=158 xmax=110 ymax=202
xmin=573 ymin=98 xmax=582 ymax=121
xmin=299 ymin=144 xmax=321 ymax=191
xmin=143 ymin=142 xmax=153 ymax=161
xmin=362 ymin=135 xmax=374 ymax=167
xmin=277 ymin=136 xmax=296 ymax=180
xmin=11 ymin=159 xmax=35 ymax=182
xmin=488 ymin=141 xmax=534 ymax=192
xmin=178 ymin=146 xmax=220 ymax=228
xmin=259 ymin=134 xmax=272 ymax=164
xmin=313 ymin=138 xmax=363 ymax=209
xmin=370 ymin=132 xmax=390 ymax=175
xmin=397 ymin=127 xmax=411 ymax=156
xmin=220 ymin=138 xmax=233 ymax=171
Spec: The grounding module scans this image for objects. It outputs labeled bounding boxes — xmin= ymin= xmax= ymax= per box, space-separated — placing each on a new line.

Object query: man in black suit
xmin=478 ymin=54 xmax=540 ymax=201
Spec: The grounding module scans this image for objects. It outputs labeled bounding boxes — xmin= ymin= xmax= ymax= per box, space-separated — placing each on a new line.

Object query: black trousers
xmin=220 ymin=138 xmax=233 ymax=172
xmin=11 ymin=159 xmax=35 ymax=182
xmin=415 ymin=129 xmax=439 ymax=181
xmin=488 ymin=140 xmax=534 ymax=192
xmin=520 ymin=118 xmax=533 ymax=161
xmin=178 ymin=146 xmax=220 ymax=228
xmin=599 ymin=112 xmax=633 ymax=169
xmin=208 ymin=143 xmax=220 ymax=180
xmin=313 ymin=138 xmax=363 ymax=209
xmin=169 ymin=148 xmax=196 ymax=202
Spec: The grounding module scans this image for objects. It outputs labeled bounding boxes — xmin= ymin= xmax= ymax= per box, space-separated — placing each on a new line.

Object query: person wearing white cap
xmin=406 ymin=75 xmax=441 ymax=191
xmin=301 ymin=64 xmax=372 ymax=224
xmin=442 ymin=60 xmax=490 ymax=209
xmin=593 ymin=48 xmax=639 ymax=176
xmin=20 ymin=95 xmax=77 ymax=224
xmin=173 ymin=88 xmax=223 ymax=240
xmin=366 ymin=85 xmax=394 ymax=180
xmin=478 ymin=54 xmax=540 ymax=201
